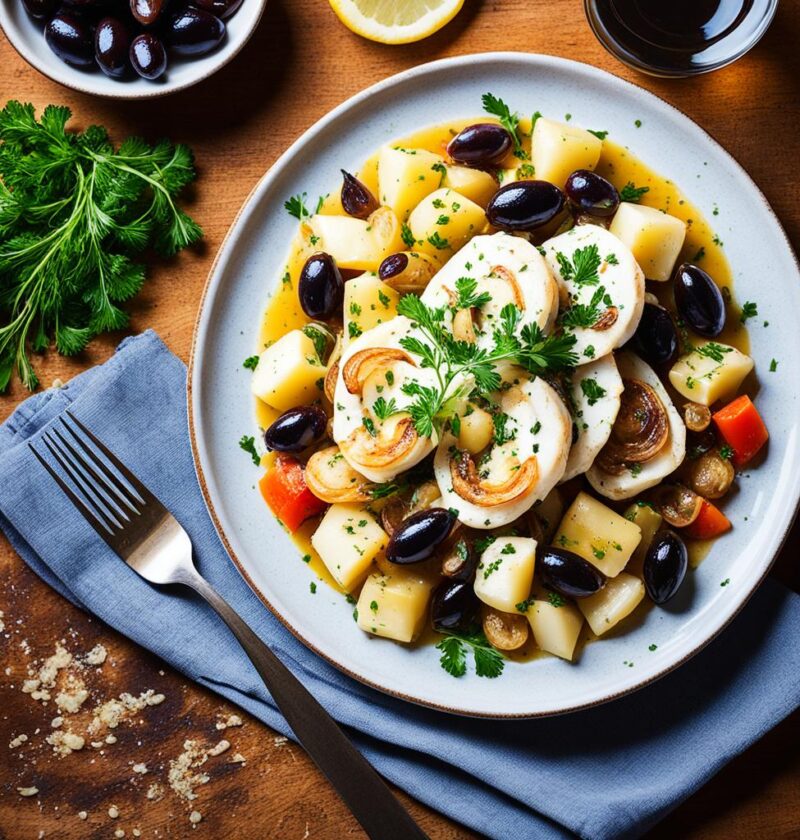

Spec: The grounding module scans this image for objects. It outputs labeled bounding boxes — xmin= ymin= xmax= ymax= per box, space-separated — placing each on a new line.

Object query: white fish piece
xmin=543 ymin=225 xmax=645 ymax=364
xmin=434 ymin=373 xmax=571 ymax=529
xmin=420 ymin=232 xmax=559 ymax=348
xmin=332 ymin=317 xmax=441 ymax=484
xmin=560 ymin=353 xmax=624 ymax=483
xmin=587 ymin=351 xmax=686 ymax=500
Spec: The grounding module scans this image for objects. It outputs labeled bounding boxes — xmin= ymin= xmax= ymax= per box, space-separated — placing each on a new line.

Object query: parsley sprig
xmin=436 ymin=629 xmax=505 ymax=678
xmin=0 ymin=102 xmax=202 ymax=391
xmin=481 ymin=93 xmax=528 ymax=160
xmin=556 ymin=244 xmax=601 ymax=286
xmin=396 ymin=294 xmax=577 ymax=437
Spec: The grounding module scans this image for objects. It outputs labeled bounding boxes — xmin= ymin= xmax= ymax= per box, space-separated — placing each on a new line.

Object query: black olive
xmin=378 ymin=253 xmax=408 ymax=282
xmin=22 ymin=0 xmax=59 ymax=19
xmin=194 ymin=0 xmax=243 ymax=18
xmin=95 ymin=17 xmax=130 ymax=78
xmin=446 ymin=123 xmax=512 ymax=168
xmin=387 ymin=508 xmax=455 ymax=565
xmin=130 ymin=0 xmax=164 ymax=25
xmin=644 ymin=531 xmax=688 ymax=605
xmin=631 ymin=303 xmax=679 ymax=367
xmin=165 ymin=7 xmax=225 ymax=56
xmin=564 ymin=170 xmax=620 ymax=218
xmin=263 ymin=406 xmax=327 ymax=453
xmin=674 ymin=263 xmax=726 ymax=337
xmin=486 ymin=180 xmax=564 ymax=232
xmin=431 ymin=579 xmax=479 ymax=632
xmin=540 ymin=547 xmax=606 ymax=598
xmin=298 ymin=253 xmax=344 ymax=321
xmin=45 ymin=12 xmax=95 ymax=67
xmin=129 ymin=32 xmax=167 ymax=79
xmin=340 ymin=170 xmax=378 ymax=220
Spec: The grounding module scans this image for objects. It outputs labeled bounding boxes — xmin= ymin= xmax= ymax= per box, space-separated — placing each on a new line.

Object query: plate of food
xmin=189 ymin=52 xmax=800 ymax=717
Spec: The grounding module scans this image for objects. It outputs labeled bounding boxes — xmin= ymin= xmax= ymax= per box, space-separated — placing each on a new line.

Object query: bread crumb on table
xmin=17 ymin=786 xmax=39 ymax=797
xmin=9 ymin=733 xmax=28 ymax=749
xmin=108 ymin=804 xmax=120 ymax=819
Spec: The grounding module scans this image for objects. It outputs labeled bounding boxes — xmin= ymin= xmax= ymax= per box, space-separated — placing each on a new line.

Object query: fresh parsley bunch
xmin=0 ymin=101 xmax=202 ymax=391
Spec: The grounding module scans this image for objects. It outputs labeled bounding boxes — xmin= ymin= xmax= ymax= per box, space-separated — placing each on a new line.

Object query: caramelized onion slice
xmin=489 ymin=265 xmax=525 ymax=309
xmin=453 ymin=308 xmax=477 ymax=343
xmin=595 ymin=378 xmax=669 ymax=475
xmin=652 ymin=483 xmax=703 ymax=528
xmin=305 ymin=445 xmax=373 ymax=503
xmin=592 ymin=306 xmax=618 ymax=331
xmin=683 ymin=402 xmax=712 ymax=433
xmin=450 ymin=450 xmax=539 ymax=507
xmin=324 ymin=361 xmax=339 ymax=404
xmin=341 ymin=415 xmax=425 ymax=470
xmin=342 ymin=347 xmax=414 ymax=395
xmin=688 ymin=450 xmax=735 ymax=500
xmin=481 ymin=605 xmax=529 ymax=651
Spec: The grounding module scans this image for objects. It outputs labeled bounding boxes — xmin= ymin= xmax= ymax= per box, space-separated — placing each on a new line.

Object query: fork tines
xmin=29 ymin=412 xmax=152 ymax=539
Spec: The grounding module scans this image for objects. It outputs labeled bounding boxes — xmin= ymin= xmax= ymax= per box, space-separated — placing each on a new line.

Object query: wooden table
xmin=1 ymin=1 xmax=799 ymax=837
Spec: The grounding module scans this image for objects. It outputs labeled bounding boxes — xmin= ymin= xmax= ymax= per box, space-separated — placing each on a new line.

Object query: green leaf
xmin=436 ymin=636 xmax=467 ymax=678
xmin=239 ymin=435 xmax=261 ymax=466
xmin=620 ymin=181 xmax=650 ymax=202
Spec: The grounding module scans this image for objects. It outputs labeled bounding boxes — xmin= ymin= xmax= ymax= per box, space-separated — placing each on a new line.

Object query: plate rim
xmin=188 ymin=51 xmax=800 ymax=719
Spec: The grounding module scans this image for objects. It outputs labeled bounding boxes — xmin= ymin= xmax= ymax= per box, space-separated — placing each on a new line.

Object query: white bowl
xmin=0 ymin=0 xmax=268 ymax=99
xmin=189 ymin=53 xmax=800 ymax=718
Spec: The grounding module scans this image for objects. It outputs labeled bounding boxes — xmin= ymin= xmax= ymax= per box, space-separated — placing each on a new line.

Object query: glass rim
xmin=583 ymin=0 xmax=780 ymax=78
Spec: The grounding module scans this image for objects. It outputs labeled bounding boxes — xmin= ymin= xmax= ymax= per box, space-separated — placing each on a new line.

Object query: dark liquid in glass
xmin=586 ymin=0 xmax=776 ymax=76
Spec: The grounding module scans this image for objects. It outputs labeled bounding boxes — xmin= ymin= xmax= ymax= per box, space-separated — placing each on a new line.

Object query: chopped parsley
xmin=400 ymin=223 xmax=416 ymax=248
xmin=696 ymin=342 xmax=732 ymax=363
xmin=740 ymin=301 xmax=758 ymax=323
xmin=720 ymin=444 xmax=734 ymax=460
xmin=481 ymin=92 xmax=527 ymax=159
xmin=548 ymin=591 xmax=566 ymax=608
xmin=500 ymin=543 xmax=516 ymax=555
xmin=436 ymin=629 xmax=505 ymax=678
xmin=620 ymin=181 xmax=650 ymax=203
xmin=492 ymin=412 xmax=516 ymax=446
xmin=588 ymin=129 xmax=608 ymax=139
xmin=238 ymin=435 xmax=260 ymax=466
xmin=454 ymin=276 xmax=491 ymax=311
xmin=427 ymin=232 xmax=450 ymax=250
xmin=559 ymin=285 xmax=607 ymax=329
xmin=372 ymin=396 xmax=398 ymax=421
xmin=242 ymin=355 xmax=259 ymax=370
xmin=362 ymin=417 xmax=377 ymax=437
xmin=770 ymin=358 xmax=778 ymax=372
xmin=580 ymin=377 xmax=607 ymax=406
xmin=556 ymin=244 xmax=601 ymax=286
xmin=348 ymin=321 xmax=363 ymax=339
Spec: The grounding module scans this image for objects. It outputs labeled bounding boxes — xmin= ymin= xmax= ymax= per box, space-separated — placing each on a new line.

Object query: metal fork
xmin=30 ymin=411 xmax=428 ymax=840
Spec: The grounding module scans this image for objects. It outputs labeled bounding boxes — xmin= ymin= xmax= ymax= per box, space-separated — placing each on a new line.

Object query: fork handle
xmin=177 ymin=567 xmax=429 ymax=840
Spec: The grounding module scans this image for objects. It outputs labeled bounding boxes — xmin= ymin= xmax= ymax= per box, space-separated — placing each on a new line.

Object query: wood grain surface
xmin=1 ymin=1 xmax=799 ymax=837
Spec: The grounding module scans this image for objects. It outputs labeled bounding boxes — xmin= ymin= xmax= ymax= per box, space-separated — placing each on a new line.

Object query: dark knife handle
xmin=183 ymin=568 xmax=429 ymax=840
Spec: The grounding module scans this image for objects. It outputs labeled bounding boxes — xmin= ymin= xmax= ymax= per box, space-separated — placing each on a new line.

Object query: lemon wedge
xmin=328 ymin=0 xmax=464 ymax=44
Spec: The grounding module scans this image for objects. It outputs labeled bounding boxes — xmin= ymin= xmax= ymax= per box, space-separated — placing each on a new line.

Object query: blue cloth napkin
xmin=1 ymin=330 xmax=798 ymax=840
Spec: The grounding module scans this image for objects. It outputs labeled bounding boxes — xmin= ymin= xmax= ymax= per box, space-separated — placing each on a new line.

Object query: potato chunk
xmin=378 ymin=146 xmax=445 ymax=222
xmin=311 ymin=505 xmax=387 ymax=591
xmin=356 ymin=570 xmax=433 ymax=643
xmin=457 ymin=406 xmax=494 ymax=454
xmin=668 ymin=341 xmax=754 ymax=406
xmin=609 ymin=203 xmax=686 ymax=281
xmin=532 ymin=118 xmax=603 ymax=188
xmin=622 ymin=502 xmax=663 ymax=577
xmin=527 ymin=597 xmax=584 ymax=661
xmin=251 ymin=330 xmax=324 ymax=411
xmin=474 ymin=537 xmax=536 ymax=613
xmin=343 ymin=273 xmax=400 ymax=343
xmin=553 ymin=491 xmax=642 ymax=577
xmin=579 ymin=572 xmax=645 ymax=636
xmin=443 ymin=165 xmax=498 ymax=207
xmin=408 ymin=188 xmax=486 ymax=258
xmin=308 ymin=207 xmax=403 ymax=272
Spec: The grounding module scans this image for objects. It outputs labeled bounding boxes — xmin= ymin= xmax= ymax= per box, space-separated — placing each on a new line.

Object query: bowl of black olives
xmin=0 ymin=0 xmax=268 ymax=97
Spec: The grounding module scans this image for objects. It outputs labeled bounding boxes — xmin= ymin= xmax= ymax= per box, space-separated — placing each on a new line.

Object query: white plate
xmin=189 ymin=53 xmax=800 ymax=718
xmin=0 ymin=0 xmax=267 ymax=99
